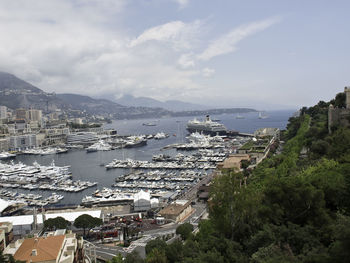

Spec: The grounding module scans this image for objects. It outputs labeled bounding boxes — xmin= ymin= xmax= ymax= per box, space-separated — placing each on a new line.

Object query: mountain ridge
xmin=0 ymin=72 xmax=257 ymax=119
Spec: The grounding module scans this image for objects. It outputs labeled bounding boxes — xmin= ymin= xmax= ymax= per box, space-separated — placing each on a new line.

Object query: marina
xmin=0 ymin=111 xmax=292 ymax=207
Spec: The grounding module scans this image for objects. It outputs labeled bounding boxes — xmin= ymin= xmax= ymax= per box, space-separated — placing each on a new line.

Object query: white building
xmin=9 ymin=134 xmax=37 ymax=150
xmin=0 ymin=106 xmax=7 ymax=119
xmin=4 ymin=231 xmax=80 ymax=263
xmin=134 ymin=190 xmax=151 ymax=212
xmin=67 ymin=132 xmax=98 ymax=144
xmin=27 ymin=109 xmax=42 ymax=122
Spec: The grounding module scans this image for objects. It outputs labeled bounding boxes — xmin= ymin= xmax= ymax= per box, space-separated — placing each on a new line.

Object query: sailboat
xmin=258 ymin=111 xmax=268 ymax=119
xmin=235 ymin=113 xmax=245 ymax=119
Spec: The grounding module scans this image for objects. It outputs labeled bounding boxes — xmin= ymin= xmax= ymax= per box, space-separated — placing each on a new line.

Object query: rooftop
xmin=159 ymin=200 xmax=190 ymax=216
xmin=14 ymin=235 xmax=65 ymax=263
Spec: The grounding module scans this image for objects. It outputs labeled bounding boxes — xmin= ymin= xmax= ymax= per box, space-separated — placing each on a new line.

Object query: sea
xmin=11 ymin=110 xmax=295 ymax=206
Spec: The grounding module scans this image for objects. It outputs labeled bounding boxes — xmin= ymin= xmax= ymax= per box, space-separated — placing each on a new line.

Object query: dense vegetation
xmin=110 ymin=91 xmax=350 ymax=262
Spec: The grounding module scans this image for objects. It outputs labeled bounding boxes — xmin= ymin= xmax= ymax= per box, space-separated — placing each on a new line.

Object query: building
xmin=217 ymin=154 xmax=250 ymax=172
xmin=133 ymin=190 xmax=151 ymax=212
xmin=4 ymin=231 xmax=80 ymax=263
xmin=0 ymin=222 xmax=13 ymax=246
xmin=0 ymin=210 xmax=101 ymax=238
xmin=44 ymin=127 xmax=70 ymax=145
xmin=9 ymin=134 xmax=37 ymax=150
xmin=15 ymin=109 xmax=27 ymax=120
xmin=158 ymin=200 xmax=193 ymax=223
xmin=254 ymin=127 xmax=280 ymax=140
xmin=0 ymin=106 xmax=7 ymax=119
xmin=0 ymin=138 xmax=10 ymax=151
xmin=197 ymin=185 xmax=210 ymax=202
xmin=67 ymin=132 xmax=98 ymax=144
xmin=27 ymin=109 xmax=42 ymax=122
xmin=7 ymin=120 xmax=31 ymax=134
xmin=0 ymin=229 xmax=5 ymax=251
xmin=328 ymin=87 xmax=350 ymax=133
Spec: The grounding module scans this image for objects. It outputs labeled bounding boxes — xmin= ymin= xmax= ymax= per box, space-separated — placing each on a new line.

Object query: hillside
xmin=135 ymin=90 xmax=350 ymax=262
xmin=115 ymin=94 xmax=210 ymax=111
xmin=0 ymin=72 xmax=172 ymax=118
xmin=0 ymin=72 xmax=41 ymax=93
xmin=0 ymin=72 xmax=257 ymax=119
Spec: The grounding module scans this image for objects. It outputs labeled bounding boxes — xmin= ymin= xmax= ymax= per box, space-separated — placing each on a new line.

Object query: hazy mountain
xmin=114 ymin=94 xmax=210 ymax=111
xmin=0 ymin=72 xmax=257 ymax=119
xmin=0 ymin=72 xmax=42 ymax=93
xmin=0 ymin=72 xmax=172 ymax=118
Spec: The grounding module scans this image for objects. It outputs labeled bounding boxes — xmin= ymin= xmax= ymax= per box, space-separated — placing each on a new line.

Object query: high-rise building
xmin=0 ymin=106 xmax=7 ymax=119
xmin=27 ymin=109 xmax=42 ymax=122
xmin=15 ymin=109 xmax=27 ymax=120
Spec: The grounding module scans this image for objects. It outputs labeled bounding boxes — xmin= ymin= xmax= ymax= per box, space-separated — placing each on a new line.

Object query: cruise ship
xmin=187 ymin=115 xmax=227 ymax=135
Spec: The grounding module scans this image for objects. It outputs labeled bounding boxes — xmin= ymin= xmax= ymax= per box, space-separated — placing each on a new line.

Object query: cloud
xmin=178 ymin=53 xmax=195 ymax=68
xmin=0 ymin=0 xmax=205 ymax=102
xmin=173 ymin=0 xmax=189 ymax=9
xmin=130 ymin=20 xmax=201 ymax=50
xmin=198 ymin=17 xmax=280 ymax=61
xmin=202 ymin=67 xmax=215 ymax=78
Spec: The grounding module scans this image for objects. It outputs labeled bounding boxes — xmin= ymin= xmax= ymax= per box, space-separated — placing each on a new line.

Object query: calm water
xmin=12 ymin=110 xmax=294 ymax=205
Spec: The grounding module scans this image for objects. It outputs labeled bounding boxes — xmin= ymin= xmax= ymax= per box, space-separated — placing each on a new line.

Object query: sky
xmin=0 ymin=0 xmax=349 ymax=110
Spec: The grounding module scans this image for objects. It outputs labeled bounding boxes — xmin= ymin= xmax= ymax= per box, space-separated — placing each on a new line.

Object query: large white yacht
xmin=187 ymin=115 xmax=227 ymax=135
xmin=86 ymin=140 xmax=112 ymax=152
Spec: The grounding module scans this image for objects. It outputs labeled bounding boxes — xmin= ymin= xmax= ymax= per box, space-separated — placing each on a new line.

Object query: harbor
xmin=0 ymin=111 xmax=291 ymax=207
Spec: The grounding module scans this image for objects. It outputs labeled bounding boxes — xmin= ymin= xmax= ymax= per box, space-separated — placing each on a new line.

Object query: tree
xmin=44 ymin=217 xmax=71 ymax=231
xmin=125 ymin=251 xmax=144 ymax=263
xmin=145 ymin=238 xmax=167 ymax=255
xmin=108 ymin=254 xmax=123 ymax=263
xmin=73 ymin=214 xmax=102 ymax=237
xmin=176 ymin=223 xmax=194 ymax=240
xmin=0 ymin=251 xmax=25 ymax=263
xmin=334 ymin=92 xmax=346 ymax=108
xmin=165 ymin=239 xmax=183 ymax=263
xmin=260 ymin=176 xmax=330 ymax=228
xmin=146 ymin=248 xmax=167 ymax=263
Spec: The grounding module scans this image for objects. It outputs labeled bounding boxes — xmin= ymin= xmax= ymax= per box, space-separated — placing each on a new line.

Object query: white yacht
xmin=86 ymin=140 xmax=112 ymax=152
xmin=187 ymin=115 xmax=227 ymax=135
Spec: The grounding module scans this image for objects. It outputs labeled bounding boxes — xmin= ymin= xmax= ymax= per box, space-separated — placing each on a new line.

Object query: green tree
xmin=329 ymin=214 xmax=350 ymax=262
xmin=73 ymin=214 xmax=102 ymax=237
xmin=125 ymin=251 xmax=144 ymax=263
xmin=0 ymin=251 xmax=25 ymax=263
xmin=165 ymin=239 xmax=183 ymax=263
xmin=334 ymin=92 xmax=346 ymax=108
xmin=260 ymin=176 xmax=330 ymax=227
xmin=43 ymin=217 xmax=71 ymax=231
xmin=146 ymin=248 xmax=167 ymax=263
xmin=108 ymin=254 xmax=123 ymax=263
xmin=176 ymin=223 xmax=194 ymax=240
xmin=145 ymin=238 xmax=167 ymax=255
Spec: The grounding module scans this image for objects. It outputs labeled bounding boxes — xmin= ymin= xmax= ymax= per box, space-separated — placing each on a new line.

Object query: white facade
xmin=134 ymin=190 xmax=151 ymax=212
xmin=0 ymin=106 xmax=7 ymax=119
xmin=67 ymin=132 xmax=98 ymax=144
xmin=9 ymin=134 xmax=37 ymax=150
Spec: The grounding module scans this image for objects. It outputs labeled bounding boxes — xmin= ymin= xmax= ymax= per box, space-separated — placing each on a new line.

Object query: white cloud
xmin=129 ymin=20 xmax=201 ymax=50
xmin=202 ymin=67 xmax=215 ymax=78
xmin=0 ymin=0 xmax=204 ymax=102
xmin=172 ymin=0 xmax=189 ymax=9
xmin=0 ymin=1 xmax=286 ymax=106
xmin=178 ymin=53 xmax=195 ymax=68
xmin=198 ymin=17 xmax=280 ymax=61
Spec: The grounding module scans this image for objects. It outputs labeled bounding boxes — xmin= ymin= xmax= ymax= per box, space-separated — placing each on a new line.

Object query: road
xmin=85 ymin=173 xmax=211 ymax=261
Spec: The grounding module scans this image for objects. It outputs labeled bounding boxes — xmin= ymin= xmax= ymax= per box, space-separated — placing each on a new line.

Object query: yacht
xmin=142 ymin=122 xmax=156 ymax=126
xmin=0 ymin=152 xmax=16 ymax=160
xmin=258 ymin=112 xmax=269 ymax=119
xmin=86 ymin=140 xmax=112 ymax=152
xmin=187 ymin=115 xmax=227 ymax=135
xmin=154 ymin=132 xmax=168 ymax=140
xmin=235 ymin=113 xmax=245 ymax=119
